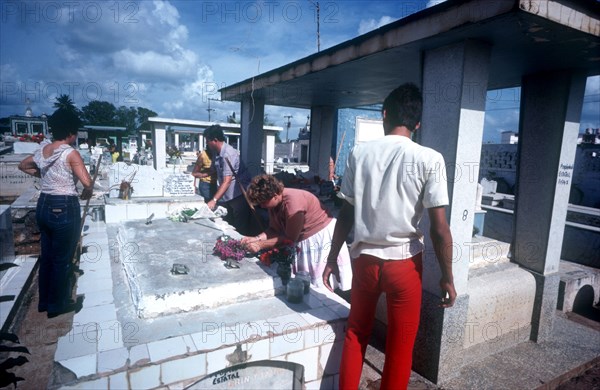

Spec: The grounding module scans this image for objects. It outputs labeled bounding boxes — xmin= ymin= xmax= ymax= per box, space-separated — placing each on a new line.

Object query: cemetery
xmin=1 ymin=0 xmax=599 ymax=388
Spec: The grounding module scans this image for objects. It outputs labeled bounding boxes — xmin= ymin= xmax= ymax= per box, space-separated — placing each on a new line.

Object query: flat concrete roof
xmin=147 ymin=117 xmax=283 ymax=132
xmin=220 ymin=0 xmax=599 ymax=109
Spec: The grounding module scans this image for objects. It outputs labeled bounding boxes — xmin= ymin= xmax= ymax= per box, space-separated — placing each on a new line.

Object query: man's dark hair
xmin=203 ymin=124 xmax=225 ymax=141
xmin=48 ymin=108 xmax=82 ymax=140
xmin=382 ymin=83 xmax=423 ymax=133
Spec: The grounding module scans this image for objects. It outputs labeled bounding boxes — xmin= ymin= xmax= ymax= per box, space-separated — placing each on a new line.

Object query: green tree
xmin=136 ymin=107 xmax=158 ymax=130
xmin=81 ymin=101 xmax=117 ymax=126
xmin=115 ymin=106 xmax=137 ymax=132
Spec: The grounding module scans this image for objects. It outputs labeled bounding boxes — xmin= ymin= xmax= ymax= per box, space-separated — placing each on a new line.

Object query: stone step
xmin=557 ymin=260 xmax=600 ymax=313
xmin=468 ymin=236 xmax=511 ymax=270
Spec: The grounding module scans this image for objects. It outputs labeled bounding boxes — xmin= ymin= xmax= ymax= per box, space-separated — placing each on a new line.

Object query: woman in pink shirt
xmin=242 ymin=174 xmax=352 ymax=290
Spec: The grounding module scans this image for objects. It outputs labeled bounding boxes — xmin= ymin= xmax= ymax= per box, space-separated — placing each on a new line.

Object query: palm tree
xmin=53 ymin=94 xmax=78 ymax=114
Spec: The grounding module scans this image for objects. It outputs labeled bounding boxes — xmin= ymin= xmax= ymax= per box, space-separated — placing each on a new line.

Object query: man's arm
xmin=207 ymin=175 xmax=233 ymax=210
xmin=322 ymin=200 xmax=354 ymax=292
xmin=428 ymin=206 xmax=457 ymax=308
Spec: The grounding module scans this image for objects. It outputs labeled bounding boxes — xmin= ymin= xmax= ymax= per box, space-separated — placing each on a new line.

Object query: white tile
xmin=73 ymin=303 xmax=117 ymax=324
xmin=129 ymin=343 xmax=150 ymax=367
xmin=129 ymin=364 xmax=161 ymax=389
xmin=147 ymin=336 xmax=190 ymax=362
xmin=287 ymin=347 xmax=319 ymax=381
xmin=267 ymin=313 xmax=310 ymax=335
xmin=97 ymin=329 xmax=125 ymax=352
xmin=161 ymin=354 xmax=207 ymax=385
xmin=320 ymin=341 xmax=343 ymax=376
xmin=126 ymin=203 xmax=148 ymax=221
xmin=245 ymin=338 xmax=271 ymax=362
xmin=304 ymin=323 xmax=338 ymax=349
xmin=108 ymin=371 xmax=128 ymax=390
xmin=58 ymin=354 xmax=97 ymax=379
xmin=182 ymin=334 xmax=197 ymax=353
xmin=270 ymin=333 xmax=305 ymax=358
xmin=55 ymin=331 xmax=98 ymax=361
xmin=79 ymin=290 xmax=114 ymax=307
xmin=299 ymin=307 xmax=339 ymax=324
xmin=205 ymin=346 xmax=235 ymax=375
xmin=98 ymin=347 xmax=128 ymax=373
xmin=77 ymin=277 xmax=114 ymax=295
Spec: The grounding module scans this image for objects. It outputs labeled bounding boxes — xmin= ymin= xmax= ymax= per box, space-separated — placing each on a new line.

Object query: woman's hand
xmin=81 ymin=187 xmax=93 ymax=200
xmin=245 ymin=241 xmax=261 ymax=254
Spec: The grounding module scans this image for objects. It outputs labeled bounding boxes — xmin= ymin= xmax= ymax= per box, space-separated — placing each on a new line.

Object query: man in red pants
xmin=323 ymin=83 xmax=457 ymax=389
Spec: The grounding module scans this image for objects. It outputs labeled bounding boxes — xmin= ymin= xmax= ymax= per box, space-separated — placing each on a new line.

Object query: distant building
xmin=480 ymin=139 xmax=600 ymax=208
xmin=500 ymin=131 xmax=519 ymax=144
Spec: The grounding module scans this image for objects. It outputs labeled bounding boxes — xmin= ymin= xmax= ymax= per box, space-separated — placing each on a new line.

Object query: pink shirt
xmin=268 ymin=188 xmax=333 ymax=241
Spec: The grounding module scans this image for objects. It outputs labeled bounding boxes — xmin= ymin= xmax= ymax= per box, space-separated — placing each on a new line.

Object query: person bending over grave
xmin=18 ymin=108 xmax=93 ymax=318
xmin=203 ymin=124 xmax=258 ymax=236
xmin=322 ymin=83 xmax=456 ymax=389
xmin=241 ymin=174 xmax=352 ymax=290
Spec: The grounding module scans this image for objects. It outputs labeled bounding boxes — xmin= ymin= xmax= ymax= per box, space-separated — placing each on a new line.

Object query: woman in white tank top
xmin=19 ymin=108 xmax=93 ymax=318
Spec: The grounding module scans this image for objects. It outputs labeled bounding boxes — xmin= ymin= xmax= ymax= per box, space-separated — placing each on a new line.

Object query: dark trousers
xmin=36 ymin=193 xmax=81 ymax=312
xmin=223 ymin=195 xmax=262 ymax=236
xmin=198 ymin=181 xmax=213 ymax=202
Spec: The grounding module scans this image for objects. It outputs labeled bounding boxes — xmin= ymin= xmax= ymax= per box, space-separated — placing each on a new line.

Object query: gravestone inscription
xmin=163 ymin=173 xmax=195 ymax=196
xmin=186 ymin=360 xmax=304 ymax=390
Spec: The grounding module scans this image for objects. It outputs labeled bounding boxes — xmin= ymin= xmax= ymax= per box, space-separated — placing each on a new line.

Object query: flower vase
xmin=277 ymin=262 xmax=292 ymax=285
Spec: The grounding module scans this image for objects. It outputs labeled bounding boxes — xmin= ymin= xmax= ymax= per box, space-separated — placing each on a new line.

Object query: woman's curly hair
xmin=246 ymin=174 xmax=284 ymax=205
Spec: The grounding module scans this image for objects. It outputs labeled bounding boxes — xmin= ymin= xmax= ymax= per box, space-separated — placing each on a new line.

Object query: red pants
xmin=340 ymin=253 xmax=423 ymax=390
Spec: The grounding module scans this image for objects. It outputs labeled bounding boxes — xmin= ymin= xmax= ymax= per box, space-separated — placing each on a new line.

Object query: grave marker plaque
xmin=186 ymin=360 xmax=304 ymax=390
xmin=164 ymin=173 xmax=195 ymax=197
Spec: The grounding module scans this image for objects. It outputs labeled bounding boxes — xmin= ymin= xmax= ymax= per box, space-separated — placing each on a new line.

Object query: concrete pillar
xmin=0 ymin=205 xmax=15 ymax=264
xmin=264 ymin=134 xmax=275 ymax=174
xmin=414 ymin=40 xmax=491 ymax=383
xmin=309 ymin=106 xmax=336 ymax=180
xmin=174 ymin=133 xmax=180 ymax=149
xmin=152 ymin=123 xmax=167 ymax=170
xmin=198 ymin=134 xmax=204 ymax=151
xmin=513 ymin=70 xmax=587 ymax=342
xmin=240 ymin=96 xmax=265 ymax=176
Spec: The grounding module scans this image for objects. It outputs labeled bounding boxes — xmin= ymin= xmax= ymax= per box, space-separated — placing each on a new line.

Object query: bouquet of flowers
xmin=213 ymin=235 xmax=246 ymax=262
xmin=258 ymin=239 xmax=300 ymax=267
xmin=258 ymin=239 xmax=301 ymax=284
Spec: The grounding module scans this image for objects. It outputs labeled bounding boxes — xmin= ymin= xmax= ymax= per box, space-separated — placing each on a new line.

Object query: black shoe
xmin=47 ymin=296 xmax=84 ymax=319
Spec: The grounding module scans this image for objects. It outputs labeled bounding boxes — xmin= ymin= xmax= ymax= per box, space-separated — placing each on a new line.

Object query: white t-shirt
xmin=340 ymin=135 xmax=449 ymax=260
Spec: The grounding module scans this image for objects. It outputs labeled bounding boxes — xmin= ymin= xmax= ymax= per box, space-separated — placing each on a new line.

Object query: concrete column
xmin=309 ymin=106 xmax=336 ymax=180
xmin=513 ymin=70 xmax=587 ymax=342
xmin=174 ymin=133 xmax=180 ymax=149
xmin=152 ymin=123 xmax=167 ymax=170
xmin=240 ymin=96 xmax=265 ymax=176
xmin=413 ymin=40 xmax=491 ymax=383
xmin=264 ymin=134 xmax=275 ymax=174
xmin=198 ymin=134 xmax=204 ymax=151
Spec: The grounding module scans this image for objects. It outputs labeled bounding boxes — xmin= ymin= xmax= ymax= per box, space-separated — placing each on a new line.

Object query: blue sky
xmin=1 ymin=0 xmax=598 ymax=143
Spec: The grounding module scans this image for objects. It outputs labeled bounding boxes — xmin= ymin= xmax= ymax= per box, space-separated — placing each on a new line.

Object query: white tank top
xmin=33 ymin=142 xmax=78 ymax=196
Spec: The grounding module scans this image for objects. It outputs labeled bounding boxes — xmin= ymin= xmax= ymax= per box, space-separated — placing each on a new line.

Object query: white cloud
xmin=425 ymin=0 xmax=449 ymax=8
xmin=358 ymin=16 xmax=397 ymax=35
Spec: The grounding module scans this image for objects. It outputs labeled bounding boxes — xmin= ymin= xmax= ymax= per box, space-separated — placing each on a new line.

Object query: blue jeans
xmin=36 ymin=193 xmax=81 ymax=312
xmin=198 ymin=181 xmax=212 ymax=202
